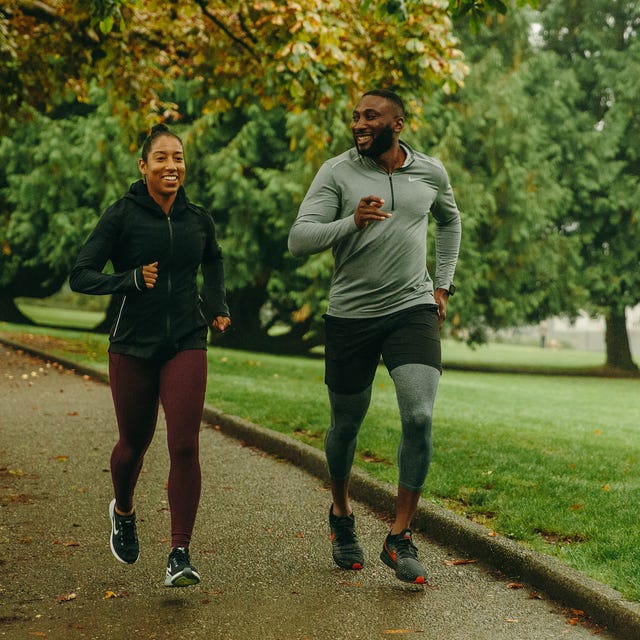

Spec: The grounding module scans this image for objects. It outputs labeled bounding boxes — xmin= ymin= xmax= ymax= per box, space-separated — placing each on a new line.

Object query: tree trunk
xmin=212 ymin=284 xmax=320 ymax=355
xmin=605 ymin=306 xmax=638 ymax=371
xmin=0 ymin=294 xmax=35 ymax=325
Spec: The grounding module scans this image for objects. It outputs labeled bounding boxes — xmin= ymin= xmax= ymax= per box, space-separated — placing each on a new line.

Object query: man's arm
xmin=432 ymin=173 xmax=462 ymax=292
xmin=288 ymin=162 xmax=360 ymax=257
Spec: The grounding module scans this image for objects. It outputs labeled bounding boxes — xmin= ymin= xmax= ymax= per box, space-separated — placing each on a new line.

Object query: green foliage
xmin=0 ymin=89 xmax=135 ymax=297
xmin=536 ymin=0 xmax=640 ymax=368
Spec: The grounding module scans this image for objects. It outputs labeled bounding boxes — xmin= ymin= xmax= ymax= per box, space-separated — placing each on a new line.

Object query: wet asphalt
xmin=0 ymin=344 xmax=635 ymax=639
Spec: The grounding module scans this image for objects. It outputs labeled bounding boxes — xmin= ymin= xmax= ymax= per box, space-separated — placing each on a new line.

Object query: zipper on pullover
xmin=388 ymin=174 xmax=395 ymax=210
xmin=166 ymin=215 xmax=174 ymax=340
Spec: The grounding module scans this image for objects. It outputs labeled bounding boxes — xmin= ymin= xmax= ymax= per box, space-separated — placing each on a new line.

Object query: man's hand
xmin=142 ymin=261 xmax=158 ymax=289
xmin=212 ymin=315 xmax=231 ymax=333
xmin=434 ymin=288 xmax=450 ymax=329
xmin=354 ymin=196 xmax=392 ymax=230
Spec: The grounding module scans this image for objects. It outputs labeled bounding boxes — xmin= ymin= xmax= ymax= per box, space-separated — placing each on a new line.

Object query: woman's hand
xmin=142 ymin=261 xmax=159 ymax=289
xmin=212 ymin=315 xmax=231 ymax=333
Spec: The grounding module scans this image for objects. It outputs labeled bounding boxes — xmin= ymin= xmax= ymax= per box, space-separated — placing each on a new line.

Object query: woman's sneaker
xmin=109 ymin=499 xmax=139 ymax=564
xmin=329 ymin=506 xmax=364 ymax=570
xmin=380 ymin=529 xmax=427 ymax=584
xmin=165 ymin=547 xmax=201 ymax=587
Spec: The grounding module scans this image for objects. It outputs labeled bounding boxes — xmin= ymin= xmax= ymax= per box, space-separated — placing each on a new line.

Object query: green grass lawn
xmin=2 ymin=312 xmax=639 ymax=601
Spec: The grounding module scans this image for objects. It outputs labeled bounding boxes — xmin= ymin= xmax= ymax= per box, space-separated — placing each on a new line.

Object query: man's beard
xmin=355 ymin=124 xmax=395 ymax=158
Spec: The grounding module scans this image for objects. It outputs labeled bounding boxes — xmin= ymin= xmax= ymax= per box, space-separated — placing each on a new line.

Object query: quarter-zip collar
xmin=357 ymin=141 xmax=414 ymax=174
xmin=124 ymin=179 xmax=189 ymax=218
xmin=357 ymin=142 xmax=415 ymax=210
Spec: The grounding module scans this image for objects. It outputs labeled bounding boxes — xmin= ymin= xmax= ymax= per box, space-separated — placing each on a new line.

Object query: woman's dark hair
xmin=362 ymin=89 xmax=406 ymax=118
xmin=140 ymin=123 xmax=184 ymax=162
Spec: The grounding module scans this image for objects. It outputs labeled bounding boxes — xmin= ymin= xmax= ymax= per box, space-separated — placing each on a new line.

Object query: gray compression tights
xmin=325 ymin=363 xmax=440 ymax=492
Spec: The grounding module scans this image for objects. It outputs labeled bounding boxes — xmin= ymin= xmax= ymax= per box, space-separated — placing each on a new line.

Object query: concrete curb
xmin=3 ymin=336 xmax=640 ymax=639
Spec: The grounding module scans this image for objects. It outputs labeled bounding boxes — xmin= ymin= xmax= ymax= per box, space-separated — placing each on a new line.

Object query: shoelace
xmin=333 ymin=518 xmax=358 ymax=545
xmin=117 ymin=515 xmax=138 ymax=546
xmin=393 ymin=534 xmax=419 ymax=560
xmin=170 ymin=547 xmax=191 ymax=568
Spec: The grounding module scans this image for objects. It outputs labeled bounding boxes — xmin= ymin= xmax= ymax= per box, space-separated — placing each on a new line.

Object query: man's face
xmin=138 ymin=135 xmax=185 ymax=203
xmin=351 ymin=94 xmax=404 ymax=157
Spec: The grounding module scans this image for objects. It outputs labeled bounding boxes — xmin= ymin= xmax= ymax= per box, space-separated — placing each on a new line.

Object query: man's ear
xmin=394 ymin=117 xmax=405 ymax=133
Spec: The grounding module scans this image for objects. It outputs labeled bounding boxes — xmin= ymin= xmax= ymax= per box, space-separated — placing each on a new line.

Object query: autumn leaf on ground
xmin=362 ymin=450 xmax=386 ymax=463
xmin=63 ymin=541 xmax=80 ymax=547
xmin=567 ymin=608 xmax=585 ymax=625
xmin=54 ymin=455 xmax=69 ymax=462
xmin=57 ymin=592 xmax=77 ymax=602
xmin=443 ymin=558 xmax=478 ymax=566
xmin=104 ymin=590 xmax=129 ymax=599
xmin=383 ymin=629 xmax=423 ymax=635
xmin=507 ymin=582 xmax=525 ymax=589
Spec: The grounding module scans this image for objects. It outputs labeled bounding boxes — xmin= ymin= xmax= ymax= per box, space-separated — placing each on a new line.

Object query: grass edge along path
xmin=1 ymin=323 xmax=640 ymax=609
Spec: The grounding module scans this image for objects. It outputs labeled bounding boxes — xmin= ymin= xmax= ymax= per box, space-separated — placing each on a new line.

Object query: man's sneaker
xmin=109 ymin=499 xmax=139 ymax=564
xmin=380 ymin=529 xmax=427 ymax=584
xmin=165 ymin=547 xmax=201 ymax=587
xmin=329 ymin=506 xmax=364 ymax=570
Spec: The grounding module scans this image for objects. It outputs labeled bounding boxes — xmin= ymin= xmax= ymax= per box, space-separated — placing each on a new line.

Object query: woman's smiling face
xmin=138 ymin=134 xmax=185 ymax=206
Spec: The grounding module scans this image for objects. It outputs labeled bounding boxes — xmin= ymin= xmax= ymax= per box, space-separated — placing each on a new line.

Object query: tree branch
xmin=193 ymin=0 xmax=260 ymax=62
xmin=16 ymin=0 xmax=58 ymax=21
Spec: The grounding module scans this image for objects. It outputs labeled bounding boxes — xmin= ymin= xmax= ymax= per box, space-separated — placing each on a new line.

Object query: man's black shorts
xmin=323 ymin=304 xmax=441 ymax=395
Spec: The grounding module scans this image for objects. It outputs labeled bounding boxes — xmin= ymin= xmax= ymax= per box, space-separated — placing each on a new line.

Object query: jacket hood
xmin=124 ymin=179 xmax=189 ymax=216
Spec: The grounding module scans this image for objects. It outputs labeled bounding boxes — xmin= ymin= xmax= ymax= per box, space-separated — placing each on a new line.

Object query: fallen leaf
xmin=444 ymin=558 xmax=478 ymax=566
xmin=54 ymin=455 xmax=69 ymax=462
xmin=529 ymin=591 xmax=544 ymax=600
xmin=63 ymin=541 xmax=80 ymax=547
xmin=57 ymin=592 xmax=77 ymax=602
xmin=104 ymin=591 xmax=119 ymax=599
xmin=504 ymin=618 xmax=519 ymax=623
xmin=296 ymin=531 xmax=304 ymax=539
xmin=507 ymin=582 xmax=525 ymax=589
xmin=569 ymin=503 xmax=584 ymax=511
xmin=383 ymin=630 xmax=423 ymax=635
xmin=66 ymin=411 xmax=79 ymax=416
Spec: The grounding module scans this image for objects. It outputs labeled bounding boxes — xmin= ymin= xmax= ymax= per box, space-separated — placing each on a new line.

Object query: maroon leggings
xmin=108 ymin=349 xmax=207 ymax=548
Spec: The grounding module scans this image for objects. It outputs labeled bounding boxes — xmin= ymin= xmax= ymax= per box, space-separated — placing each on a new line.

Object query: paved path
xmin=0 ymin=346 xmax=622 ymax=639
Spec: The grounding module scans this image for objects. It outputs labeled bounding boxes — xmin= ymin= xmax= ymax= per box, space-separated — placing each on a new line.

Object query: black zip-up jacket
xmin=70 ymin=180 xmax=229 ymax=361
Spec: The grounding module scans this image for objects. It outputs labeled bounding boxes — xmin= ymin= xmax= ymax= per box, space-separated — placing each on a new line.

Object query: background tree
xmin=0 ymin=91 xmax=136 ymax=323
xmin=538 ymin=0 xmax=640 ymax=370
